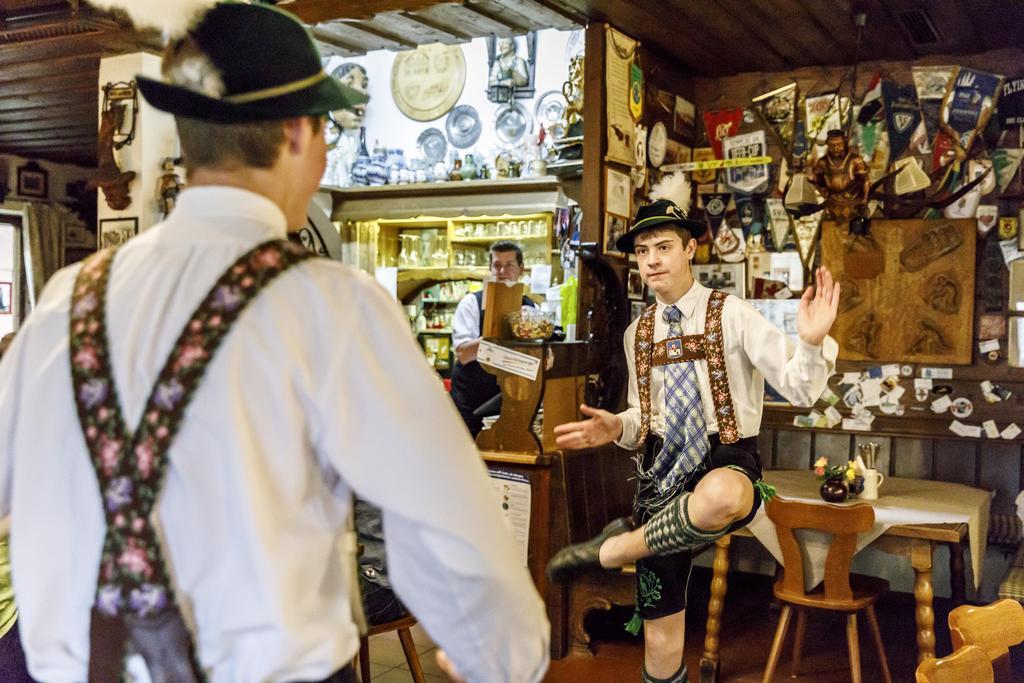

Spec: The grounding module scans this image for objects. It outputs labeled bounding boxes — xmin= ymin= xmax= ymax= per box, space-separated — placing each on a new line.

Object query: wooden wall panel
xmin=775 ymin=430 xmax=812 ymax=469
xmin=932 ymin=440 xmax=976 ymax=486
xmin=979 ymin=444 xmax=1023 ymax=515
xmin=892 ymin=438 xmax=932 ymax=479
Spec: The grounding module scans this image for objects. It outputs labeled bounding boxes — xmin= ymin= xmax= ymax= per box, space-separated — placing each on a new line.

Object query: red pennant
xmin=702 ymin=108 xmax=743 ymax=159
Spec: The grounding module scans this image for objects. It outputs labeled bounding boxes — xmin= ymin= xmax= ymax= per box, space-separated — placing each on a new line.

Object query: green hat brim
xmin=616 ymin=215 xmax=707 ymax=253
xmin=137 ymin=73 xmax=368 ymax=124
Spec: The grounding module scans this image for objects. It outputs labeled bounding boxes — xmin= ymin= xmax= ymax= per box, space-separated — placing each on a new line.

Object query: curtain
xmin=19 ymin=201 xmax=66 ymax=309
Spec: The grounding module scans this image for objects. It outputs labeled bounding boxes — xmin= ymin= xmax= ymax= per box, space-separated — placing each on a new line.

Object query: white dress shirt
xmin=451 ymin=292 xmax=482 ymax=351
xmin=616 ymin=281 xmax=837 ymax=451
xmin=0 ymin=187 xmax=549 ymax=683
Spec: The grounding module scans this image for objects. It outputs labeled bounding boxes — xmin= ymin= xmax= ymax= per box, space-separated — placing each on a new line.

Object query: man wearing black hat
xmin=549 ymin=198 xmax=839 ymax=683
xmin=0 ymin=4 xmax=548 ymax=683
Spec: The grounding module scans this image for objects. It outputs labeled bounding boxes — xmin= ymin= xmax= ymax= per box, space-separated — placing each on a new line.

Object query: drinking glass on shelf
xmin=474 ymin=223 xmax=485 ymax=237
xmin=497 ymin=221 xmax=509 ymax=236
xmin=516 ymin=220 xmax=528 ymax=235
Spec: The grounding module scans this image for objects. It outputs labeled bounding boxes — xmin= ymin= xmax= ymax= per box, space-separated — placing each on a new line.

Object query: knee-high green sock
xmin=643 ymin=491 xmax=728 ymax=555
xmin=642 ymin=662 xmax=688 ymax=683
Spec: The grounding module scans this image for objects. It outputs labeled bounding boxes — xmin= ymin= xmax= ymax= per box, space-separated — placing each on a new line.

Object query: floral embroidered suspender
xmin=634 ymin=290 xmax=739 ymax=446
xmin=69 ymin=240 xmax=315 ymax=682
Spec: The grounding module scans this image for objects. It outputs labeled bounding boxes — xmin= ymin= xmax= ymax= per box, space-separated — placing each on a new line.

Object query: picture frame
xmin=626 ymin=268 xmax=645 ymax=300
xmin=1019 ymin=208 xmax=1024 ymax=250
xmin=16 ymin=161 xmax=48 ymax=198
xmin=692 ymin=262 xmax=747 ymax=299
xmin=630 ymin=300 xmax=647 ymax=321
xmin=99 ymin=217 xmax=138 ymax=249
xmin=603 ymin=213 xmax=628 ymax=258
xmin=0 ymin=282 xmax=11 ymax=315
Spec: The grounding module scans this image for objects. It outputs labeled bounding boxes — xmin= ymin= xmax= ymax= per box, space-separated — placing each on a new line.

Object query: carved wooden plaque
xmin=391 ymin=43 xmax=466 ymax=122
xmin=820 ymin=219 xmax=975 ymax=364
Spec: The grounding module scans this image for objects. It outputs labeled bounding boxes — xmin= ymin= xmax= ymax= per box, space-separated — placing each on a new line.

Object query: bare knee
xmin=691 ymin=469 xmax=753 ymax=527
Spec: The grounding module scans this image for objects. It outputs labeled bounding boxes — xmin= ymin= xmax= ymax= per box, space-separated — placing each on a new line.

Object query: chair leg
xmin=398 ymin=627 xmax=426 ymax=683
xmin=359 ymin=636 xmax=371 ymax=683
xmin=864 ymin=606 xmax=892 ymax=683
xmin=846 ymin=613 xmax=861 ymax=683
xmin=762 ymin=604 xmax=792 ymax=683
xmin=790 ymin=608 xmax=807 ymax=677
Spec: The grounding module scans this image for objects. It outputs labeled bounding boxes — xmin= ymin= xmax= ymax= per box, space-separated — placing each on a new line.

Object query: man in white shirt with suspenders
xmin=0 ymin=4 xmax=548 ymax=682
xmin=548 ymin=198 xmax=838 ymax=683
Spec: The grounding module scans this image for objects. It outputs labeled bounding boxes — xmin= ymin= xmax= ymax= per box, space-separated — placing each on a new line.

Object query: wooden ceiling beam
xmin=0 ymin=69 xmax=98 ymax=97
xmin=0 ymin=122 xmax=97 ymax=136
xmin=311 ymin=27 xmax=366 ymax=55
xmin=0 ymin=84 xmax=98 ymax=111
xmin=458 ymin=2 xmax=532 ymax=34
xmin=337 ymin=19 xmax=419 ymax=49
xmin=286 ymin=0 xmax=459 ymax=24
xmin=320 ymin=19 xmax=417 ymax=50
xmin=529 ymin=0 xmax=588 ymax=26
xmin=485 ymin=0 xmax=580 ymax=30
xmin=392 ymin=10 xmax=473 ymax=41
xmin=416 ymin=3 xmax=521 ymax=37
xmin=460 ymin=1 xmax=533 ymax=33
xmin=0 ymin=103 xmax=95 ymax=120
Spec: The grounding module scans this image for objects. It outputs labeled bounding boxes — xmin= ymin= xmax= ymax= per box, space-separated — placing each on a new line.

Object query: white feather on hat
xmin=648 ymin=170 xmax=693 ymax=218
xmin=86 ymin=0 xmax=217 ymax=38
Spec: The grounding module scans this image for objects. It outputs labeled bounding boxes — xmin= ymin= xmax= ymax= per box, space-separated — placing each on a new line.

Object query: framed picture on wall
xmin=691 ymin=262 xmax=747 ymax=299
xmin=0 ymin=282 xmax=11 ymax=315
xmin=99 ymin=217 xmax=138 ymax=248
xmin=16 ymin=162 xmax=48 ymax=198
xmin=630 ymin=300 xmax=646 ymax=321
xmin=627 ymin=268 xmax=645 ymax=300
xmin=604 ymin=213 xmax=628 ymax=258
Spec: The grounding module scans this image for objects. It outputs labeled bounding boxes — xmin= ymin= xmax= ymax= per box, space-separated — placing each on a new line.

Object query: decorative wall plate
xmin=495 ymin=102 xmax=531 ymax=145
xmin=648 ymin=121 xmax=667 ymax=167
xmin=417 ymin=127 xmax=447 ymax=163
xmin=535 ymin=90 xmax=568 ymax=139
xmin=445 ymin=105 xmax=482 ymax=148
xmin=391 ymin=43 xmax=466 ymax=122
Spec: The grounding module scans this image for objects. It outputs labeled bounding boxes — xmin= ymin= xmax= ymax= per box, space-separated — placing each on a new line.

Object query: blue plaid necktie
xmin=651 ymin=304 xmax=709 ymax=492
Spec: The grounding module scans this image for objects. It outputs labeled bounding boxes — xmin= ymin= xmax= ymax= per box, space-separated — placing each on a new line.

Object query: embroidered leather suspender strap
xmin=702 ymin=290 xmax=739 ymax=444
xmin=633 ymin=290 xmax=739 ymax=447
xmin=69 ymin=240 xmax=315 ymax=683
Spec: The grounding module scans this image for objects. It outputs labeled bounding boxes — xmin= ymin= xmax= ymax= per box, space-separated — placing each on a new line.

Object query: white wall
xmin=0 ymin=154 xmax=94 ymax=204
xmin=324 ymin=29 xmax=578 ymax=169
xmin=96 ymin=53 xmax=179 ymax=232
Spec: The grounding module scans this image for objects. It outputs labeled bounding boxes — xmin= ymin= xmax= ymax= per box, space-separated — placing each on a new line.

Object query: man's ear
xmin=281 ymin=117 xmax=309 ymax=155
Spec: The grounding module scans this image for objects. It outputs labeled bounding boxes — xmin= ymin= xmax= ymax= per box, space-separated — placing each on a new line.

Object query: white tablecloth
xmin=746 ymin=470 xmax=992 ymax=590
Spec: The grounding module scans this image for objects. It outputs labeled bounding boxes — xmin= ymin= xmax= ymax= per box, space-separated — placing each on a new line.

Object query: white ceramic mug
xmin=862 ymin=469 xmax=885 ymax=500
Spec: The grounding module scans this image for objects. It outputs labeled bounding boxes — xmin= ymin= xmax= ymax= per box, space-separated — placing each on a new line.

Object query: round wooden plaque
xmin=391 ymin=44 xmax=467 ymax=122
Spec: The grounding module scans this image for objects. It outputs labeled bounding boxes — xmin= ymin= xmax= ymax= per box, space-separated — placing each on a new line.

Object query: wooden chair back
xmin=766 ymin=497 xmax=875 ymax=603
xmin=948 ymin=598 xmax=1024 ymax=681
xmin=915 ymin=644 xmax=993 ymax=682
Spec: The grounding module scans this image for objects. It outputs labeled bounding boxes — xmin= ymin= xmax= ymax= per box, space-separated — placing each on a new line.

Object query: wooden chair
xmin=761 ymin=497 xmax=891 ymax=683
xmin=915 ymin=644 xmax=994 ymax=682
xmin=948 ymin=598 xmax=1024 ymax=683
xmin=358 ymin=614 xmax=426 ymax=683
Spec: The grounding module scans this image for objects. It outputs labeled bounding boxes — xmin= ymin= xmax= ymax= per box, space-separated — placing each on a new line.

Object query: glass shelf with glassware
xmin=374 ymin=213 xmax=554 ymax=273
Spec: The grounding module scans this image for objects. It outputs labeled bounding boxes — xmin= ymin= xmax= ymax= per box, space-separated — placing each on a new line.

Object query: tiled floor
xmin=363 ymin=622 xmax=448 ymax=682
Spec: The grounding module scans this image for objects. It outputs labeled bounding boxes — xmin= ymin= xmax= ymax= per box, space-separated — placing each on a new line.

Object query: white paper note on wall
xmin=489 ymin=469 xmax=532 ymax=568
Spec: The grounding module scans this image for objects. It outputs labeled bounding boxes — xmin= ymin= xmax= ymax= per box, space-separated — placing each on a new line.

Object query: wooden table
xmin=698 ymin=519 xmax=969 ymax=683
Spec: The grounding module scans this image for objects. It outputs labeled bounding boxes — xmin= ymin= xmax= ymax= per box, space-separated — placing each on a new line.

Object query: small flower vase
xmin=820 ymin=477 xmax=849 ymax=503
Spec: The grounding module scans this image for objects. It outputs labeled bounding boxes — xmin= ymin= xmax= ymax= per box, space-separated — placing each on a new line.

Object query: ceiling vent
xmin=896 ymin=8 xmax=940 ymax=45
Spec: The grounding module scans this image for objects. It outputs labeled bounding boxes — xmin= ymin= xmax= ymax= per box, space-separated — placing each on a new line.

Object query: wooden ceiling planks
xmin=3 ymin=0 xmax=1023 ymax=167
xmin=364 ymin=11 xmax=470 ymax=45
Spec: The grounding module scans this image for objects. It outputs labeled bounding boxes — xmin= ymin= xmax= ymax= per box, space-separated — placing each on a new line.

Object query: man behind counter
xmin=450 ymin=240 xmax=534 ymax=436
